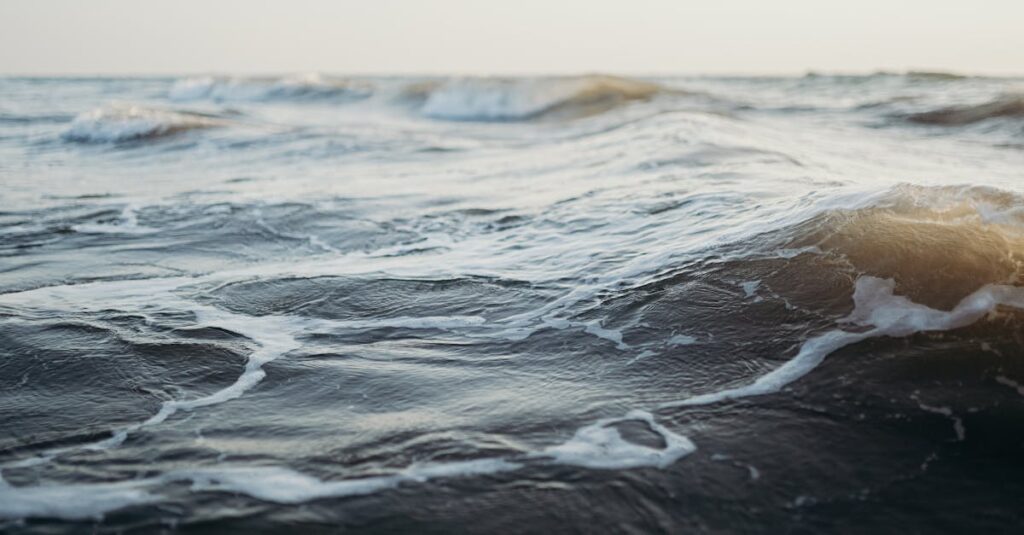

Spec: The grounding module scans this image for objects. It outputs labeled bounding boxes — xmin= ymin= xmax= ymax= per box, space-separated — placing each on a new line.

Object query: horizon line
xmin=3 ymin=68 xmax=1023 ymax=79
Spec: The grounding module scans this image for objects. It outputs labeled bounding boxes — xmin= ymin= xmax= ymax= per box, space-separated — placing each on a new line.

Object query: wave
xmin=655 ymin=183 xmax=1024 ymax=407
xmin=63 ymin=105 xmax=226 ymax=143
xmin=775 ymin=184 xmax=1024 ymax=307
xmin=904 ymin=70 xmax=970 ymax=81
xmin=803 ymin=70 xmax=970 ymax=81
xmin=419 ymin=75 xmax=664 ymax=121
xmin=169 ymin=73 xmax=372 ymax=102
xmin=906 ymin=94 xmax=1024 ymax=125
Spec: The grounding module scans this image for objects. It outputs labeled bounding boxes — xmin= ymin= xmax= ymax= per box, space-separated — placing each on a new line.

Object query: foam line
xmin=177 ymin=459 xmax=520 ymax=504
xmin=0 ymin=474 xmax=156 ymax=521
xmin=0 ymin=459 xmax=521 ymax=520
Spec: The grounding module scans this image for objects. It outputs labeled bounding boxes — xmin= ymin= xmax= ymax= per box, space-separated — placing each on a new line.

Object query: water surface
xmin=2 ymin=72 xmax=1024 ymax=532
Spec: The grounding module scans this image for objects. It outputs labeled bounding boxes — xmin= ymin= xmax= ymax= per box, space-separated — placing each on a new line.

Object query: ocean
xmin=2 ymin=72 xmax=1024 ymax=532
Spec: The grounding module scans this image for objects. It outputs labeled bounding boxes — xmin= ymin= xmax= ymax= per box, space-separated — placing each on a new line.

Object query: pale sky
xmin=1 ymin=0 xmax=1021 ymax=76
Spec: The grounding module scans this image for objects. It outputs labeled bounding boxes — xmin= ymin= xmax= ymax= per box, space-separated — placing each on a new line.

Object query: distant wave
xmin=63 ymin=105 xmax=226 ymax=143
xmin=418 ymin=75 xmax=664 ymax=121
xmin=164 ymin=74 xmax=679 ymax=121
xmin=803 ymin=70 xmax=971 ymax=81
xmin=904 ymin=70 xmax=970 ymax=81
xmin=906 ymin=94 xmax=1024 ymax=125
xmin=169 ymin=73 xmax=372 ymax=102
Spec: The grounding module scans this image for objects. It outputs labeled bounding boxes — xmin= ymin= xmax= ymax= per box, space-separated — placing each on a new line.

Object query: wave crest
xmin=907 ymin=94 xmax=1024 ymax=125
xmin=63 ymin=105 xmax=225 ymax=143
xmin=169 ymin=73 xmax=372 ymax=102
xmin=778 ymin=184 xmax=1024 ymax=309
xmin=419 ymin=75 xmax=663 ymax=121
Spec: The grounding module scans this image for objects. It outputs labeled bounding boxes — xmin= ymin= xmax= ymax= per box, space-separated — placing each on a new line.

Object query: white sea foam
xmin=541 ymin=317 xmax=629 ymax=349
xmin=996 ymin=375 xmax=1024 ymax=397
xmin=0 ymin=475 xmax=155 ymax=521
xmin=667 ymin=334 xmax=698 ymax=346
xmin=182 ymin=466 xmax=396 ymax=503
xmin=536 ymin=410 xmax=695 ymax=469
xmin=180 ymin=458 xmax=519 ymax=503
xmin=0 ymin=458 xmax=521 ymax=520
xmin=740 ymin=280 xmax=761 ymax=298
xmin=309 ymin=315 xmax=486 ymax=331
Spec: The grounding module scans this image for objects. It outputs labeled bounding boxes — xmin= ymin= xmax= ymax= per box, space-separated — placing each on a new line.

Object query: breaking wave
xmin=664 ymin=184 xmax=1024 ymax=407
xmin=62 ymin=105 xmax=226 ymax=143
xmin=755 ymin=184 xmax=1024 ymax=310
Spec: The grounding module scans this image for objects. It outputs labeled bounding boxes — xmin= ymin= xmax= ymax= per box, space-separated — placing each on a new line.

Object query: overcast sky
xmin=1 ymin=0 xmax=1021 ymax=76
